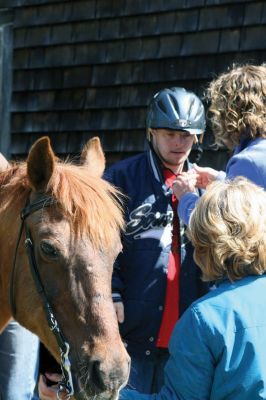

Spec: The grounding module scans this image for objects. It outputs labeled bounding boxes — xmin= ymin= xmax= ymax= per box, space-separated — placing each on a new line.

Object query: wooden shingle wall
xmin=9 ymin=0 xmax=266 ymax=167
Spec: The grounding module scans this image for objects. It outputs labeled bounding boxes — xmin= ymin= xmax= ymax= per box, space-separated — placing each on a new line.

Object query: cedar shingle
xmin=72 ymin=21 xmax=99 ymax=42
xmin=96 ymin=0 xmax=125 ymax=18
xmin=199 ymin=5 xmax=244 ymax=30
xmin=174 ymin=10 xmax=199 ymax=33
xmin=138 ymin=15 xmax=158 ymax=36
xmin=240 ymin=26 xmax=266 ymax=50
xmin=105 ymin=41 xmax=124 ymax=63
xmin=262 ymin=3 xmax=266 ymax=23
xmin=159 ymin=35 xmax=182 ymax=58
xmin=243 ymin=2 xmax=264 ymax=25
xmin=44 ymin=45 xmax=74 ymax=67
xmin=99 ymin=18 xmax=120 ymax=40
xmin=219 ymin=29 xmax=240 ymax=53
xmin=181 ymin=31 xmax=220 ymax=55
xmin=119 ymin=16 xmax=139 ymax=38
xmin=120 ymin=130 xmax=146 ymax=152
xmin=141 ymin=38 xmax=160 ymax=60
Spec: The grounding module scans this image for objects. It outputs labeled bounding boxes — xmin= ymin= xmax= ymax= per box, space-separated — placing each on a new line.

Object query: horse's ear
xmin=27 ymin=136 xmax=56 ymax=192
xmin=80 ymin=137 xmax=105 ymax=177
xmin=0 ymin=153 xmax=9 ymax=171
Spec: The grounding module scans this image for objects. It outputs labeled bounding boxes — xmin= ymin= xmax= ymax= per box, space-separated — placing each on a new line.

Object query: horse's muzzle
xmin=72 ymin=355 xmax=130 ymax=400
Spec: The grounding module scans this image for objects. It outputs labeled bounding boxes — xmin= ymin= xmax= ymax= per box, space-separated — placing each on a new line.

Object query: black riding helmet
xmin=146 ymin=87 xmax=206 ymax=138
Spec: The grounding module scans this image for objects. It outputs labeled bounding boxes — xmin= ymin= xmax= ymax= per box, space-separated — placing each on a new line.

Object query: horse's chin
xmin=72 ymin=374 xmax=121 ymax=400
xmin=74 ymin=389 xmax=119 ymax=400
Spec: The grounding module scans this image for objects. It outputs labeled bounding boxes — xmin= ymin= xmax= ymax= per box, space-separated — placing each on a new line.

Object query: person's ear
xmin=149 ymin=129 xmax=156 ymax=139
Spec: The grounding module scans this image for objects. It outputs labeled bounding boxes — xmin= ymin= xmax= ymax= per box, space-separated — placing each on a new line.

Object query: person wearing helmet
xmin=146 ymin=87 xmax=205 ymax=173
xmin=172 ymin=64 xmax=266 ymax=224
xmin=37 ymin=87 xmax=209 ymax=399
xmin=103 ymin=87 xmax=208 ymax=394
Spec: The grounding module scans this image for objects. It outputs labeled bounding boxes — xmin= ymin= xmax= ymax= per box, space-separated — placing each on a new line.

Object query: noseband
xmin=10 ymin=195 xmax=74 ymax=399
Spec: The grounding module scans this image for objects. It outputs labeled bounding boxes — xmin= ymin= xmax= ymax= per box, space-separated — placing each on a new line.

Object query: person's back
xmin=207 ymin=276 xmax=266 ymax=399
xmin=168 ymin=275 xmax=266 ymax=399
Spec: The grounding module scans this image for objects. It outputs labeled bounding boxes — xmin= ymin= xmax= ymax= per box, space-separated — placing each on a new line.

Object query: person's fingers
xmin=187 ymin=168 xmax=197 ymax=175
xmin=193 ymin=164 xmax=219 ymax=180
xmin=38 ymin=374 xmax=58 ymax=400
xmin=192 ymin=163 xmax=204 ymax=172
xmin=187 ymin=174 xmax=197 ymax=182
xmin=173 ymin=176 xmax=196 ymax=200
xmin=177 ymin=174 xmax=196 ymax=186
xmin=44 ymin=372 xmax=63 ymax=384
xmin=179 ymin=172 xmax=198 ymax=182
xmin=114 ymin=302 xmax=125 ymax=323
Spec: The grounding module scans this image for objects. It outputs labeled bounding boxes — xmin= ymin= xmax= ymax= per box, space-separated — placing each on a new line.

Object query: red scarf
xmin=156 ymin=169 xmax=180 ymax=348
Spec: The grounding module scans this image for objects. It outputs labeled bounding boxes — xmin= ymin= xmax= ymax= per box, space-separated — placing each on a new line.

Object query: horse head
xmin=0 ymin=137 xmax=130 ymax=399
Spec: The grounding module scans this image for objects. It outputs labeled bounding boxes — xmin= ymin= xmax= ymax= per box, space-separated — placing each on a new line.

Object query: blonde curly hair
xmin=187 ymin=177 xmax=266 ymax=282
xmin=207 ymin=64 xmax=266 ymax=150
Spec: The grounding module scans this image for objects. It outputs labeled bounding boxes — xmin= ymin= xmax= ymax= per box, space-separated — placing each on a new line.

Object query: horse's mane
xmin=0 ymin=162 xmax=124 ymax=249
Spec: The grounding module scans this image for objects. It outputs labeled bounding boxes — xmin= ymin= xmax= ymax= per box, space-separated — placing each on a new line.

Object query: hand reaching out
xmin=192 ymin=164 xmax=219 ymax=189
xmin=38 ymin=373 xmax=65 ymax=400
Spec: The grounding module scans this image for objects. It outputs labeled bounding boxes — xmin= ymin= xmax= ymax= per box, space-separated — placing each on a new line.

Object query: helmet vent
xmin=168 ymin=94 xmax=180 ymax=115
xmin=157 ymin=99 xmax=168 ymax=115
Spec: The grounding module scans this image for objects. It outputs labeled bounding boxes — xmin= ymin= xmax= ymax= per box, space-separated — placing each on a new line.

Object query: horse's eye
xmin=40 ymin=241 xmax=58 ymax=259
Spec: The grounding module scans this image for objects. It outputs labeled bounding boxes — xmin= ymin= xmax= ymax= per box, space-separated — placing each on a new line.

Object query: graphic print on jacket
xmin=125 ymin=203 xmax=173 ymax=248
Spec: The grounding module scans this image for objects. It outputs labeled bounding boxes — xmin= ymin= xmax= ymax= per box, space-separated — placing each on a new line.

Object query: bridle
xmin=10 ymin=194 xmax=74 ymax=399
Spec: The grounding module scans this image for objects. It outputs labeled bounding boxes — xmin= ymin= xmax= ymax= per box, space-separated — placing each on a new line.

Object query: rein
xmin=10 ymin=195 xmax=74 ymax=399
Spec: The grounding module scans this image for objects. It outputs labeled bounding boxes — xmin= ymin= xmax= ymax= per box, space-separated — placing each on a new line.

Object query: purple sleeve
xmin=177 ymin=192 xmax=199 ymax=225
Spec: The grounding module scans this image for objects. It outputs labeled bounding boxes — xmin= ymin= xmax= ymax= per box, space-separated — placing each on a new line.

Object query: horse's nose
xmin=90 ymin=356 xmax=130 ymax=392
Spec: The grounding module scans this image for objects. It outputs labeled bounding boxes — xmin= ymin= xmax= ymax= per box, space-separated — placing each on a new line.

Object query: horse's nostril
xmin=89 ymin=358 xmax=128 ymax=392
xmin=90 ymin=359 xmax=107 ymax=391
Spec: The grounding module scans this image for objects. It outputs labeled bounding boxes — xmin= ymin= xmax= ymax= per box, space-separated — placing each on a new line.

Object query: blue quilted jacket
xmin=120 ymin=275 xmax=266 ymax=400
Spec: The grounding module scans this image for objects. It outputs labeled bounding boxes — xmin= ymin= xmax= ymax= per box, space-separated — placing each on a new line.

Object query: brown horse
xmin=0 ymin=137 xmax=130 ymax=399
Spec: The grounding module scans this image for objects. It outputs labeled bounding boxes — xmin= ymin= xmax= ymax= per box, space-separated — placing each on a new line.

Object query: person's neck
xmin=162 ymin=162 xmax=184 ymax=175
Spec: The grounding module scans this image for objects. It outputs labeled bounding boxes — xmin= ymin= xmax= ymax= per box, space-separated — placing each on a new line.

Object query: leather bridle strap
xmin=10 ymin=196 xmax=55 ymax=319
xmin=10 ymin=195 xmax=74 ymax=398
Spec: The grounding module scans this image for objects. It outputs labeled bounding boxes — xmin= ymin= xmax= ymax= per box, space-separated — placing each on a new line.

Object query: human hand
xmin=192 ymin=164 xmax=219 ymax=189
xmin=172 ymin=171 xmax=197 ymax=200
xmin=38 ymin=373 xmax=66 ymax=400
xmin=113 ymin=301 xmax=124 ymax=323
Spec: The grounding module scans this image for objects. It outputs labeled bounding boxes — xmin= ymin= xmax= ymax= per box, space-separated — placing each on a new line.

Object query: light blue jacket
xmin=178 ymin=137 xmax=266 ymax=225
xmin=121 ymin=275 xmax=266 ymax=400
